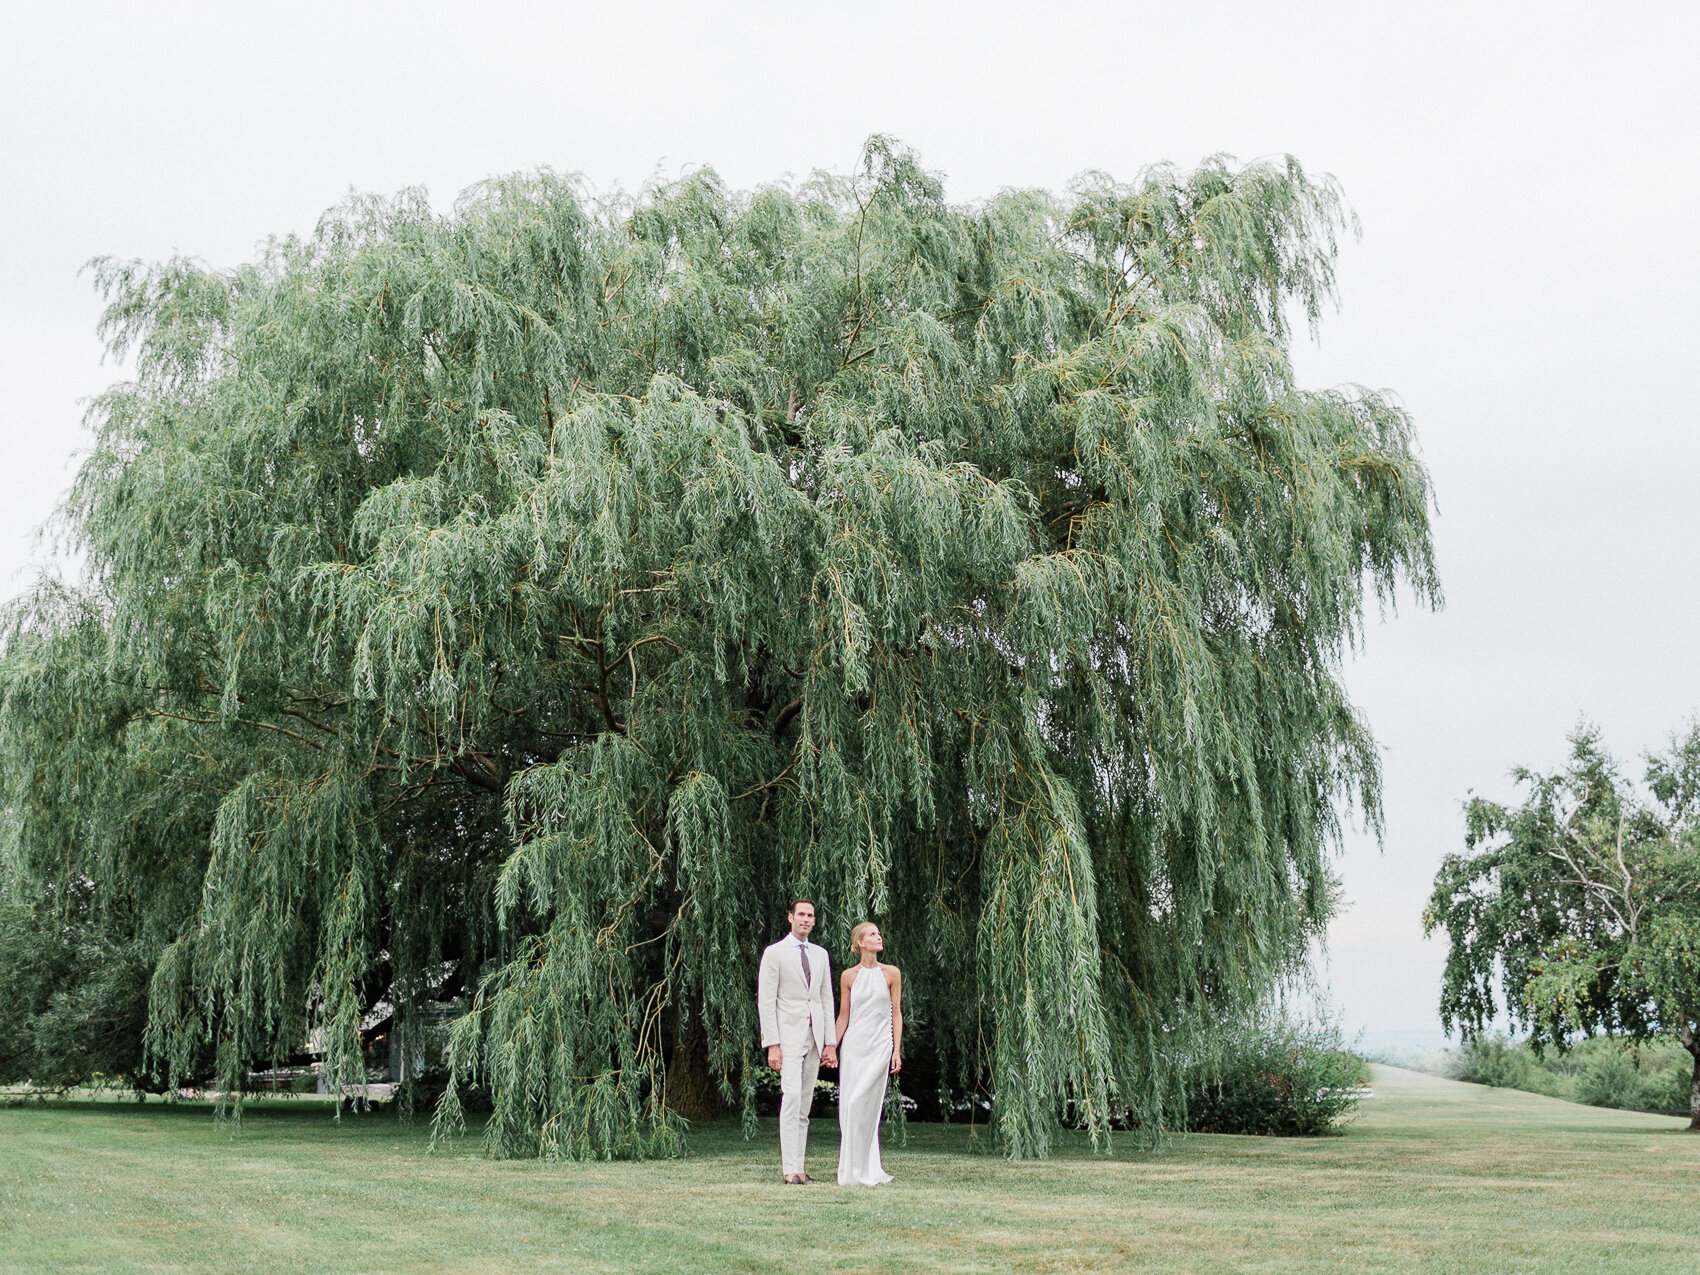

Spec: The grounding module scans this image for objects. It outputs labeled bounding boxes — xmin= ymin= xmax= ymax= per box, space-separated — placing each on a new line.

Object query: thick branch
xmin=771 ymin=698 xmax=804 ymax=737
xmin=448 ymin=751 xmax=503 ymax=795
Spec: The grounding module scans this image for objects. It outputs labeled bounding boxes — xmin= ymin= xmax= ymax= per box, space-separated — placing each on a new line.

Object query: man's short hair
xmin=787 ymin=898 xmax=816 ymax=916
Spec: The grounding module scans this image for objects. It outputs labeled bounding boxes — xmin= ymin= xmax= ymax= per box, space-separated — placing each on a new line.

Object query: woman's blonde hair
xmin=847 ymin=921 xmax=881 ymax=963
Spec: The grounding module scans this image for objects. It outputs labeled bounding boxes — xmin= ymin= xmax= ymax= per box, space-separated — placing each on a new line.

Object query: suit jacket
xmin=757 ymin=936 xmax=836 ymax=1053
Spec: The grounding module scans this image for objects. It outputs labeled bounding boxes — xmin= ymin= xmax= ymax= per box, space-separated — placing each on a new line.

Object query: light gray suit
xmin=757 ymin=934 xmax=836 ymax=1176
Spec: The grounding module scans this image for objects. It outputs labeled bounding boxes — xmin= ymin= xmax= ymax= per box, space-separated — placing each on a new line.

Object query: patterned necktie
xmin=799 ymin=942 xmax=812 ymax=987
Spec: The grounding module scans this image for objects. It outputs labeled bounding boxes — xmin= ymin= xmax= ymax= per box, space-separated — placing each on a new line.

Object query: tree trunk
xmin=665 ymin=1017 xmax=723 ymax=1120
xmin=1688 ymin=1043 xmax=1700 ymax=1132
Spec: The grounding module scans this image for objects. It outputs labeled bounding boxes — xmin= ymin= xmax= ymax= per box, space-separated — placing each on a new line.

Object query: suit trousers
xmin=778 ymin=1038 xmax=822 ymax=1176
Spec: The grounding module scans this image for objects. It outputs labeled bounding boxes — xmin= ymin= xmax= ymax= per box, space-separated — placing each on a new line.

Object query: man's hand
xmin=821 ymin=1045 xmax=838 ymax=1068
xmin=767 ymin=1045 xmax=782 ymax=1071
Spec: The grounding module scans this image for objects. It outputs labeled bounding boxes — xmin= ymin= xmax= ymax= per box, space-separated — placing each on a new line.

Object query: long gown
xmin=836 ymin=963 xmax=895 ymax=1186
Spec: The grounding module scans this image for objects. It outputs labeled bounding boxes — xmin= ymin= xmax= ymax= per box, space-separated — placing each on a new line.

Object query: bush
xmin=1183 ymin=1015 xmax=1366 ymax=1137
xmin=1574 ymin=1053 xmax=1647 ymax=1109
xmin=1641 ymin=1059 xmax=1695 ymax=1112
xmin=1448 ymin=1036 xmax=1567 ymax=1098
xmin=1447 ymin=1034 xmax=1695 ymax=1112
xmin=0 ymin=894 xmax=164 ymax=1093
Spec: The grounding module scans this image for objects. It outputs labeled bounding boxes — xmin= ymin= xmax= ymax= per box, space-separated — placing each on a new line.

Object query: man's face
xmin=789 ymin=902 xmax=815 ymax=940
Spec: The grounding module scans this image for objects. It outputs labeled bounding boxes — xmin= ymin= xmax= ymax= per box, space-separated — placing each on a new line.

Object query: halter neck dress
xmin=836 ymin=963 xmax=895 ymax=1186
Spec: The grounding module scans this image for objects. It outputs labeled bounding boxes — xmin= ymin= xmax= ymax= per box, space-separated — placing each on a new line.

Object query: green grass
xmin=1 ymin=1066 xmax=1696 ymax=1273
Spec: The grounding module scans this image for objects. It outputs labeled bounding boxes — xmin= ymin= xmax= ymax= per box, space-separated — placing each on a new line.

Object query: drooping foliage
xmin=1425 ymin=722 xmax=1700 ymax=1128
xmin=0 ymin=140 xmax=1437 ymax=1156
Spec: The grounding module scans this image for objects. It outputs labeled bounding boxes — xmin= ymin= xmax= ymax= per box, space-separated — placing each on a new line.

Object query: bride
xmin=834 ymin=921 xmax=903 ymax=1186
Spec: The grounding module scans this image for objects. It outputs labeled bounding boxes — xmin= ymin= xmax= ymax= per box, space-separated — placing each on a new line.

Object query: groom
xmin=757 ymin=899 xmax=838 ymax=1184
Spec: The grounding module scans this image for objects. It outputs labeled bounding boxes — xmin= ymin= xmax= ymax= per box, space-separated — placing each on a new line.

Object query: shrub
xmin=0 ymin=895 xmax=163 ymax=1093
xmin=1574 ymin=1053 xmax=1647 ymax=1109
xmin=1446 ymin=1034 xmax=1694 ymax=1112
xmin=1641 ymin=1060 xmax=1695 ymax=1112
xmin=1184 ymin=1015 xmax=1366 ymax=1137
xmin=1448 ymin=1036 xmax=1568 ymax=1098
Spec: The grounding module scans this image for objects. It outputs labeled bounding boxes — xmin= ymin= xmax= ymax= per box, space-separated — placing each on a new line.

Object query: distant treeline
xmin=1372 ymin=1036 xmax=1693 ymax=1114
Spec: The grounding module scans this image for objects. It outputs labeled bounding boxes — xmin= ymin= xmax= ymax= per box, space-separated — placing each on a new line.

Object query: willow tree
xmin=0 ymin=140 xmax=1437 ymax=1157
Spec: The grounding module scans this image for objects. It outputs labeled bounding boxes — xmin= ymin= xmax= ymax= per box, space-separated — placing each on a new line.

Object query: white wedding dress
xmin=836 ymin=963 xmax=895 ymax=1186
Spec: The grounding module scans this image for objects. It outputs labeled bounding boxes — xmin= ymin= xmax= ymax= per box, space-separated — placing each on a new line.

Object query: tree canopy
xmin=1426 ymin=723 xmax=1700 ymax=1127
xmin=0 ymin=140 xmax=1438 ymax=1157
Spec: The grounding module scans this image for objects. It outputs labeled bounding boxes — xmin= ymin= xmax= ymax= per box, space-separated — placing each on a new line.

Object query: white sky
xmin=3 ymin=1 xmax=1696 ymax=1047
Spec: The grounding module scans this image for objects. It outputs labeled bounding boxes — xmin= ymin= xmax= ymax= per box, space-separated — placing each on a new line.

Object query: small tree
xmin=1426 ymin=724 xmax=1700 ymax=1128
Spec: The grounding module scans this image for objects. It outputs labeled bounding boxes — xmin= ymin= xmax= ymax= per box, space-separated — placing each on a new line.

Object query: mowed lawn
xmin=1 ymin=1066 xmax=1696 ymax=1274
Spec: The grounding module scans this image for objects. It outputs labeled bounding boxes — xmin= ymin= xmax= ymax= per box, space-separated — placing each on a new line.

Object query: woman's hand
xmin=890 ymin=1052 xmax=902 ymax=1074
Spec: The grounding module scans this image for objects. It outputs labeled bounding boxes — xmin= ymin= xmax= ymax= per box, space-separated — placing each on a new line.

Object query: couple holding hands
xmin=756 ymin=899 xmax=903 ymax=1186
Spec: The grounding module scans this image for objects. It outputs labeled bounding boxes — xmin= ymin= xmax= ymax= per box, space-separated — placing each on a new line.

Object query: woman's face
xmin=859 ymin=926 xmax=884 ymax=955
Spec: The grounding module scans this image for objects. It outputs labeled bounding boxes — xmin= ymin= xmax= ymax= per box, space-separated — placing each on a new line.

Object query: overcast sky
xmin=3 ymin=1 xmax=1696 ymax=1048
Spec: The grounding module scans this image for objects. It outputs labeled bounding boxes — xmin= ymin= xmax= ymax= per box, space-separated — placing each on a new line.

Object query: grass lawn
xmin=1 ymin=1065 xmax=1696 ymax=1273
